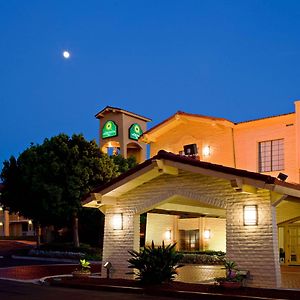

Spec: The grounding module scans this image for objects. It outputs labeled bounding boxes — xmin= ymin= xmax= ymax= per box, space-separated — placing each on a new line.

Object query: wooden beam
xmin=148 ymin=208 xmax=222 ymax=219
xmin=270 ymin=191 xmax=287 ymax=206
xmin=155 ymin=159 xmax=179 ymax=175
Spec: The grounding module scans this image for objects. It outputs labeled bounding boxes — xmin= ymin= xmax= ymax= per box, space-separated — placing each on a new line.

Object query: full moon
xmin=63 ymin=51 xmax=70 ymax=59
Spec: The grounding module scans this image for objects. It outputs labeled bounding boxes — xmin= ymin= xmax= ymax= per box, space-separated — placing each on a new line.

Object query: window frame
xmin=258 ymin=138 xmax=284 ymax=173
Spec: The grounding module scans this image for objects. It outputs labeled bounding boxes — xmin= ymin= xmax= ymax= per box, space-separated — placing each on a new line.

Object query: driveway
xmin=0 ymin=280 xmax=183 ymax=300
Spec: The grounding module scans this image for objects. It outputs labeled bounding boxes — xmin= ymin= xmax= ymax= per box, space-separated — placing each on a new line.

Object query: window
xmin=258 ymin=139 xmax=284 ymax=172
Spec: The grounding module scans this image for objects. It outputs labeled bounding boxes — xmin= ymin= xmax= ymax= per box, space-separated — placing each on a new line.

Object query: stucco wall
xmin=149 ymin=119 xmax=235 ymax=167
xmin=145 ymin=213 xmax=178 ymax=246
xmin=234 ymin=113 xmax=297 ymax=182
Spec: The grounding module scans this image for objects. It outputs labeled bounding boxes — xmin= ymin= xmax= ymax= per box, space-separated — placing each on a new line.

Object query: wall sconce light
xmin=204 ymin=229 xmax=211 ymax=239
xmin=165 ymin=229 xmax=172 ymax=240
xmin=0 ymin=207 xmax=3 ymax=211
xmin=28 ymin=220 xmax=32 ymax=225
xmin=112 ymin=213 xmax=123 ymax=230
xmin=202 ymin=146 xmax=211 ymax=157
xmin=243 ymin=205 xmax=258 ymax=226
xmin=0 ymin=222 xmax=3 ymax=226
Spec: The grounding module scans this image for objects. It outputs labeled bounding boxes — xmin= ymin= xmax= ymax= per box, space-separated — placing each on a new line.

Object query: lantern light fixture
xmin=243 ymin=205 xmax=258 ymax=226
xmin=112 ymin=213 xmax=123 ymax=230
xmin=165 ymin=229 xmax=172 ymax=240
xmin=204 ymin=229 xmax=211 ymax=239
xmin=203 ymin=146 xmax=211 ymax=157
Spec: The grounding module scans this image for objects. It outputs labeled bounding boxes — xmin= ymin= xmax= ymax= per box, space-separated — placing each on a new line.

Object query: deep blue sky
xmin=1 ymin=0 xmax=300 ymax=168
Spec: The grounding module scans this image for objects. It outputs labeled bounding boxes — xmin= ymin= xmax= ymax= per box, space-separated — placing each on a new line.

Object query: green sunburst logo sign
xmin=102 ymin=120 xmax=118 ymax=139
xmin=129 ymin=123 xmax=143 ymax=140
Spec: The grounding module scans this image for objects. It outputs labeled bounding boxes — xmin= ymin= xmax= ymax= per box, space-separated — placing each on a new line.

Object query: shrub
xmin=179 ymin=251 xmax=225 ymax=265
xmin=128 ymin=241 xmax=183 ymax=284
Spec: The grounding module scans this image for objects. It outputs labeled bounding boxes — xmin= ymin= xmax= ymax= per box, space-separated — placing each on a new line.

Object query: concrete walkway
xmin=0 ymin=263 xmax=299 ymax=289
xmin=177 ymin=265 xmax=300 ymax=289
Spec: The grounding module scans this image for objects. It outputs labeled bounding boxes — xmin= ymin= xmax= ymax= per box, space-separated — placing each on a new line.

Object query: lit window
xmin=258 ymin=139 xmax=284 ymax=172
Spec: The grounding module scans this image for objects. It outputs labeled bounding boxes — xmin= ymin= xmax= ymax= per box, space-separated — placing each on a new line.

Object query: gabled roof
xmin=83 ymin=150 xmax=300 ymax=206
xmin=95 ymin=106 xmax=152 ymax=122
xmin=141 ymin=111 xmax=234 ymax=142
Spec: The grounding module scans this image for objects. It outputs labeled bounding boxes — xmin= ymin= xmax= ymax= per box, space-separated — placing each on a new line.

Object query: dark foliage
xmin=128 ymin=242 xmax=183 ymax=284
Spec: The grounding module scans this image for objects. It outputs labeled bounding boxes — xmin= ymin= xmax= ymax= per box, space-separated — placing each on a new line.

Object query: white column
xmin=101 ymin=211 xmax=140 ymax=279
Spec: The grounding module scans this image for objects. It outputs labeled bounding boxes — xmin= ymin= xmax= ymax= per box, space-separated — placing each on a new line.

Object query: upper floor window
xmin=258 ymin=139 xmax=284 ymax=172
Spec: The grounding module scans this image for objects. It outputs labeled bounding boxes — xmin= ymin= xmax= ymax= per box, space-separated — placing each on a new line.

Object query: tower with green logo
xmin=95 ymin=106 xmax=151 ymax=163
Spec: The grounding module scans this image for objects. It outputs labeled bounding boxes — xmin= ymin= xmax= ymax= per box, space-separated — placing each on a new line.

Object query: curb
xmin=48 ymin=280 xmax=286 ymax=300
xmin=11 ymin=255 xmax=101 ymax=264
xmin=11 ymin=255 xmax=80 ymax=264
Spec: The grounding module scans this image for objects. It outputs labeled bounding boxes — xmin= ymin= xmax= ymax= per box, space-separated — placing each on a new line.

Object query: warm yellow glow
xmin=0 ymin=207 xmax=3 ymax=211
xmin=165 ymin=229 xmax=171 ymax=240
xmin=204 ymin=229 xmax=211 ymax=239
xmin=112 ymin=213 xmax=123 ymax=230
xmin=0 ymin=222 xmax=3 ymax=226
xmin=28 ymin=220 xmax=32 ymax=225
xmin=244 ymin=205 xmax=258 ymax=225
xmin=202 ymin=146 xmax=211 ymax=157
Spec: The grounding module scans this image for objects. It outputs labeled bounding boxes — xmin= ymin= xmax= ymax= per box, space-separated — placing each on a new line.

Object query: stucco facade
xmin=142 ymin=101 xmax=300 ymax=183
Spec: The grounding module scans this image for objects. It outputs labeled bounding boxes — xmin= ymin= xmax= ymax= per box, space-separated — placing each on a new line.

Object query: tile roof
xmin=95 ymin=106 xmax=152 ymax=122
xmin=84 ymin=150 xmax=300 ymax=201
xmin=142 ymin=111 xmax=233 ymax=136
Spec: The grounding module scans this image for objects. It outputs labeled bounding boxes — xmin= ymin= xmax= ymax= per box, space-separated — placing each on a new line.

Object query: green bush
xmin=128 ymin=242 xmax=183 ymax=284
xmin=37 ymin=242 xmax=102 ymax=260
xmin=179 ymin=251 xmax=226 ymax=265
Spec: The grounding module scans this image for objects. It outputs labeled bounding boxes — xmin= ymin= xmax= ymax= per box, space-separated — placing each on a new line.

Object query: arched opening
xmin=126 ymin=142 xmax=142 ymax=163
xmin=141 ymin=195 xmax=226 ymax=252
xmin=101 ymin=141 xmax=120 ymax=156
xmin=277 ymin=200 xmax=300 ymax=266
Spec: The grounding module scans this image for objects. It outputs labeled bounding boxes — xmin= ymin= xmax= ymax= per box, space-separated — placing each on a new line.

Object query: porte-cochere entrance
xmin=83 ymin=150 xmax=300 ymax=288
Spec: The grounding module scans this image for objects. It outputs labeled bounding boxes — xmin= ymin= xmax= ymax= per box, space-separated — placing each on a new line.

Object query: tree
xmin=0 ymin=134 xmax=118 ymax=247
xmin=111 ymin=154 xmax=137 ymax=174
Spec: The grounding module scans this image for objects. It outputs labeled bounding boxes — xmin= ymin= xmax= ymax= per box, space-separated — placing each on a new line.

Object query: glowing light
xmin=112 ymin=213 xmax=123 ymax=230
xmin=244 ymin=205 xmax=258 ymax=226
xmin=165 ymin=229 xmax=172 ymax=240
xmin=204 ymin=229 xmax=211 ymax=239
xmin=63 ymin=51 xmax=70 ymax=59
xmin=203 ymin=146 xmax=211 ymax=157
xmin=28 ymin=220 xmax=32 ymax=225
xmin=0 ymin=222 xmax=3 ymax=226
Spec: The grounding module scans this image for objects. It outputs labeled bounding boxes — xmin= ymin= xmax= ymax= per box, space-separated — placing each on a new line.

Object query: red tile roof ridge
xmin=142 ymin=111 xmax=233 ymax=137
xmin=95 ymin=106 xmax=152 ymax=122
xmin=83 ymin=150 xmax=300 ymax=203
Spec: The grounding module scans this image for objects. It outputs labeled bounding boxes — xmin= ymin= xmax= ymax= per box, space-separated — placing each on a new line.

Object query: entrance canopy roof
xmin=83 ymin=150 xmax=300 ymax=209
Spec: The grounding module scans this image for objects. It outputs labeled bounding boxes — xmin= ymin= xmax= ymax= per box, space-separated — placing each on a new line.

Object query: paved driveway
xmin=0 ymin=240 xmax=34 ymax=257
xmin=0 ymin=280 xmax=184 ymax=300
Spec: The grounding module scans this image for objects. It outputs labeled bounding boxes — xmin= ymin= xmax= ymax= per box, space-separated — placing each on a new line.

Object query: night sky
xmin=1 ymin=1 xmax=300 ymax=168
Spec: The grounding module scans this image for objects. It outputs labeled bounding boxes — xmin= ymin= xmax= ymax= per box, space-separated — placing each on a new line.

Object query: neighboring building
xmin=0 ymin=183 xmax=34 ymax=237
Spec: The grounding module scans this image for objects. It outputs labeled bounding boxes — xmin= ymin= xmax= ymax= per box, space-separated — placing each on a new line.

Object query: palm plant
xmin=128 ymin=241 xmax=183 ymax=284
